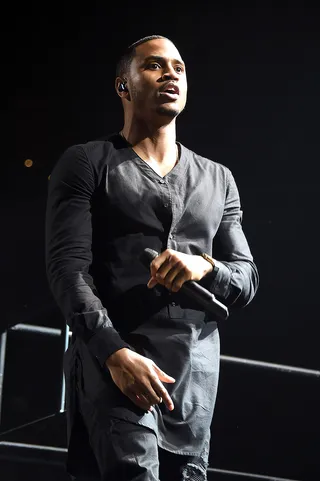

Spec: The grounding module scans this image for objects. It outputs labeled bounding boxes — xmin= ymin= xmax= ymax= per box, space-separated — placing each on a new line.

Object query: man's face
xmin=128 ymin=38 xmax=187 ymax=120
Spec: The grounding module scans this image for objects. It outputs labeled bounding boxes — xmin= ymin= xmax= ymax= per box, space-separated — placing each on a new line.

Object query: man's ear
xmin=115 ymin=77 xmax=129 ymax=98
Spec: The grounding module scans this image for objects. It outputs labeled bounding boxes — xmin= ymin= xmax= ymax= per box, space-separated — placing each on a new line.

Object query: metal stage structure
xmin=0 ymin=323 xmax=319 ymax=481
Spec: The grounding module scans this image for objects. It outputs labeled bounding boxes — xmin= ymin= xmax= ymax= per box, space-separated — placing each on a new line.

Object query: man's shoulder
xmin=182 ymin=143 xmax=230 ymax=174
xmin=71 ymin=132 xmax=121 ymax=161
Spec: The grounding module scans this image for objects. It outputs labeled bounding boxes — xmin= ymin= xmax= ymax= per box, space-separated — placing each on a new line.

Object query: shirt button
xmin=164 ymin=203 xmax=169 ymax=208
xmin=159 ymin=179 xmax=166 ymax=184
xmin=169 ymin=234 xmax=174 ymax=239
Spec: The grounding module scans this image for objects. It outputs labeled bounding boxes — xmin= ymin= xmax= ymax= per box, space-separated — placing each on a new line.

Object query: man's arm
xmin=201 ymin=168 xmax=259 ymax=307
xmin=45 ymin=145 xmax=129 ymax=366
xmin=46 ymin=145 xmax=175 ymax=411
xmin=147 ymin=168 xmax=258 ymax=309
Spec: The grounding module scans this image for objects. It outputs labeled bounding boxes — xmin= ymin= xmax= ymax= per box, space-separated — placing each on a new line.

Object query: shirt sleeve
xmin=45 ymin=145 xmax=129 ymax=367
xmin=201 ymin=168 xmax=259 ymax=308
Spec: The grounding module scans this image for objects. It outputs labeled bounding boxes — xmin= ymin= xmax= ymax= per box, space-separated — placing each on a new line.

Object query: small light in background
xmin=48 ymin=175 xmax=51 ymax=180
xmin=24 ymin=159 xmax=33 ymax=168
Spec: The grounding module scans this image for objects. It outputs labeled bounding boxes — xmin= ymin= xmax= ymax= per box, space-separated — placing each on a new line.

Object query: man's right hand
xmin=105 ymin=348 xmax=175 ymax=412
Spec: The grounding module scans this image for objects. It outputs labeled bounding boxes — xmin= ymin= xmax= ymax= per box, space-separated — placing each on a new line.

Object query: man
xmin=45 ymin=35 xmax=259 ymax=481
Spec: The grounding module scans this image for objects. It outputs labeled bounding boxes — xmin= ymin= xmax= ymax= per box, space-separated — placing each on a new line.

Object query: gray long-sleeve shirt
xmin=45 ymin=132 xmax=258 ymax=459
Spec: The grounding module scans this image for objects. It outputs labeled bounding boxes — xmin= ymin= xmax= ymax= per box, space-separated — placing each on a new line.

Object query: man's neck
xmin=121 ymin=119 xmax=177 ymax=165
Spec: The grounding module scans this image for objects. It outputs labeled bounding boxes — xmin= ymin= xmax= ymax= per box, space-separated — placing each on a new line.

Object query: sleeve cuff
xmin=200 ymin=260 xmax=231 ymax=299
xmin=87 ymin=326 xmax=130 ymax=368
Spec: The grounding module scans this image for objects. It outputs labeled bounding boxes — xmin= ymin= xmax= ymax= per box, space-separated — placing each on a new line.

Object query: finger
xmin=170 ymin=269 xmax=191 ymax=292
xmin=153 ymin=365 xmax=176 ymax=383
xmin=136 ymin=394 xmax=154 ymax=412
xmin=147 ymin=277 xmax=158 ymax=289
xmin=150 ymin=250 xmax=174 ymax=278
xmin=132 ymin=380 xmax=162 ymax=406
xmin=161 ymin=262 xmax=186 ymax=291
xmin=123 ymin=380 xmax=147 ymax=405
xmin=152 ymin=366 xmax=176 ymax=411
xmin=150 ymin=379 xmax=174 ymax=411
xmin=126 ymin=392 xmax=152 ymax=412
xmin=129 ymin=378 xmax=160 ymax=407
xmin=155 ymin=257 xmax=177 ymax=281
xmin=131 ymin=364 xmax=175 ymax=410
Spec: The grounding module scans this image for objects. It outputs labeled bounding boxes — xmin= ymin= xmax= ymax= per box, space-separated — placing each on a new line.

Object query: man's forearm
xmin=200 ymin=258 xmax=259 ymax=308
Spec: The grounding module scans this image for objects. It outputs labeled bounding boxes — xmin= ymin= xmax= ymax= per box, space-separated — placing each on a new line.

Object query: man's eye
xmin=175 ymin=66 xmax=184 ymax=73
xmin=148 ymin=63 xmax=161 ymax=69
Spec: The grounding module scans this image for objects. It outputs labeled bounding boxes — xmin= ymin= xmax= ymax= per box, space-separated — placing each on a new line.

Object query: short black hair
xmin=115 ymin=35 xmax=169 ymax=78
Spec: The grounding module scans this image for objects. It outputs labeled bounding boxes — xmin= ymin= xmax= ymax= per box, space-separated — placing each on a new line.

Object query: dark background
xmin=1 ymin=2 xmax=319 ymax=480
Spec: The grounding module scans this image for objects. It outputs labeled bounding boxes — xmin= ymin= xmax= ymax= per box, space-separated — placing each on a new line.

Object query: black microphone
xmin=140 ymin=248 xmax=229 ymax=321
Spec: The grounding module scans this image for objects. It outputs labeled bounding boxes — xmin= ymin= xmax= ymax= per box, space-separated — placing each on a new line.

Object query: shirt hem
xmin=157 ymin=436 xmax=204 ymax=457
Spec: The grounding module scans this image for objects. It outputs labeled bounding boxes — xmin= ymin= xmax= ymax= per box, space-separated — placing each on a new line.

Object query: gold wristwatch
xmin=201 ymin=252 xmax=215 ymax=270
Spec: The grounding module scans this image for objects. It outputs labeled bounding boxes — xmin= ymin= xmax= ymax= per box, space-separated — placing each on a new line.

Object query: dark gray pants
xmin=73 ymin=413 xmax=208 ymax=481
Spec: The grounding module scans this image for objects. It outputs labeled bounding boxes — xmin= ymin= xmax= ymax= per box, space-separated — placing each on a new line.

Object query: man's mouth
xmin=160 ymin=83 xmax=180 ymax=96
xmin=159 ymin=91 xmax=179 ymax=100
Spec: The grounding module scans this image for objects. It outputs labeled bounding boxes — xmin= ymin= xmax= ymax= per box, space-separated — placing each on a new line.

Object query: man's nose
xmin=162 ymin=66 xmax=179 ymax=81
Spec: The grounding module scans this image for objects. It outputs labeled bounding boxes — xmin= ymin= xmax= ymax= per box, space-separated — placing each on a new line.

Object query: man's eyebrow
xmin=142 ymin=55 xmax=185 ymax=66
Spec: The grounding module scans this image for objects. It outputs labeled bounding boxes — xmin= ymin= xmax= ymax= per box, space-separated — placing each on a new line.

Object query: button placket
xmin=165 ymin=179 xmax=177 ymax=248
xmin=158 ymin=179 xmax=174 ymax=244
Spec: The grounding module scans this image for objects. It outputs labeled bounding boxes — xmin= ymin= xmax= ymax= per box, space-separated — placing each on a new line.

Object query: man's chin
xmin=155 ymin=105 xmax=180 ymax=118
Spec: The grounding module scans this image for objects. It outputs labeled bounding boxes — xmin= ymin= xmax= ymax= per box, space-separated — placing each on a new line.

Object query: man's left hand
xmin=147 ymin=249 xmax=213 ymax=292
